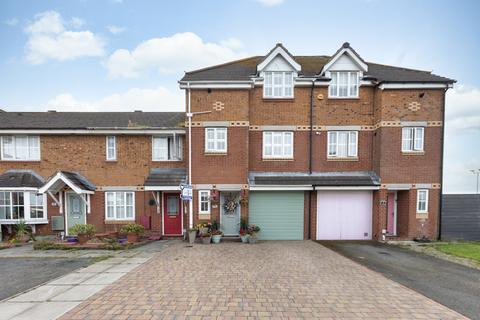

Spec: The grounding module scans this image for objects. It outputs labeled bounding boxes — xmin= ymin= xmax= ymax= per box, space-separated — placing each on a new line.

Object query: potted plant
xmin=14 ymin=220 xmax=30 ymax=243
xmin=69 ymin=224 xmax=96 ymax=245
xmin=188 ymin=226 xmax=198 ymax=245
xmin=248 ymin=224 xmax=261 ymax=244
xmin=239 ymin=218 xmax=249 ymax=243
xmin=197 ymin=223 xmax=211 ymax=236
xmin=201 ymin=232 xmax=212 ymax=244
xmin=211 ymin=230 xmax=223 ymax=244
xmin=120 ymin=223 xmax=145 ymax=243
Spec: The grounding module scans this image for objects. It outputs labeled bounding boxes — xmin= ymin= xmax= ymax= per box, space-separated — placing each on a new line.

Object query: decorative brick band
xmin=243 ymin=121 xmax=444 ymax=131
xmin=380 ymin=183 xmax=441 ymax=190
xmin=186 ymin=121 xmax=249 ymax=127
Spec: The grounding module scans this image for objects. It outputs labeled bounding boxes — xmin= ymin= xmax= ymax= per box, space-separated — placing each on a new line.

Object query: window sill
xmin=262 ymin=97 xmax=295 ymax=101
xmin=0 ymin=219 xmax=48 ymax=224
xmin=327 ymin=157 xmax=359 ymax=161
xmin=262 ymin=158 xmax=294 ymax=161
xmin=152 ymin=159 xmax=183 ymax=162
xmin=104 ymin=219 xmax=135 ymax=224
xmin=328 ymin=96 xmax=360 ymax=100
xmin=402 ymin=151 xmax=425 ymax=156
xmin=416 ymin=212 xmax=428 ymax=219
xmin=204 ymin=152 xmax=227 ymax=156
xmin=0 ymin=160 xmax=41 ymax=162
xmin=105 ymin=160 xmax=117 ymax=162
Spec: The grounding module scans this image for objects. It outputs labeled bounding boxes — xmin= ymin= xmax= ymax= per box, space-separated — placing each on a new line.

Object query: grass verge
xmin=434 ymin=242 xmax=480 ymax=264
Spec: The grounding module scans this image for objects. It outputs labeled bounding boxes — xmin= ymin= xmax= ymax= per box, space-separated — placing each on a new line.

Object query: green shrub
xmin=68 ymin=224 xmax=96 ymax=236
xmin=33 ymin=240 xmax=81 ymax=251
xmin=120 ymin=223 xmax=145 ymax=235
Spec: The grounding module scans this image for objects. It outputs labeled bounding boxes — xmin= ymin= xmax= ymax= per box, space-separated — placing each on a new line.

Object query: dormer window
xmin=264 ymin=71 xmax=294 ymax=98
xmin=329 ymin=71 xmax=359 ymax=98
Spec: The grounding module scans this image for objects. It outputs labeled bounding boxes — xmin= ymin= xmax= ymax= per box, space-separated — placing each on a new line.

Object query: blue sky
xmin=0 ymin=0 xmax=479 ymax=193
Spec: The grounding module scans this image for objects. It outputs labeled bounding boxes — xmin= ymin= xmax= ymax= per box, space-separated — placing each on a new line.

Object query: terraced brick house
xmin=179 ymin=42 xmax=455 ymax=241
xmin=0 ymin=42 xmax=454 ymax=241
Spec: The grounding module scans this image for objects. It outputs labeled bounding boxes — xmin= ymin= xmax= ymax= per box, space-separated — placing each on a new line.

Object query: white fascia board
xmin=257 ymin=46 xmax=301 ymax=72
xmin=322 ymin=48 xmax=368 ymax=74
xmin=379 ymin=83 xmax=449 ymax=90
xmin=249 ymin=185 xmax=313 ymax=191
xmin=144 ymin=186 xmax=180 ymax=191
xmin=0 ymin=187 xmax=39 ymax=191
xmin=39 ymin=172 xmax=94 ymax=195
xmin=0 ymin=219 xmax=48 ymax=225
xmin=314 ymin=186 xmax=380 ymax=191
xmin=179 ymin=81 xmax=252 ymax=89
xmin=0 ymin=129 xmax=185 ymax=135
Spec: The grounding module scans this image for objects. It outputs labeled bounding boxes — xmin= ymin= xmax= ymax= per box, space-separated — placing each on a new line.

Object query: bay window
xmin=0 ymin=191 xmax=45 ymax=221
xmin=327 ymin=131 xmax=358 ymax=158
xmin=1 ymin=136 xmax=40 ymax=161
xmin=329 ymin=71 xmax=359 ymax=98
xmin=263 ymin=131 xmax=294 ymax=159
xmin=105 ymin=192 xmax=135 ymax=220
xmin=264 ymin=71 xmax=294 ymax=98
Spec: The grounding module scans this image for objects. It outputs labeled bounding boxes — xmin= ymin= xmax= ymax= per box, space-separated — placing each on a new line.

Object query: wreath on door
xmin=223 ymin=194 xmax=238 ymax=215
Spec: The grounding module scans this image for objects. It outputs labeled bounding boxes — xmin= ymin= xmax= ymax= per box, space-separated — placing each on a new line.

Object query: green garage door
xmin=249 ymin=191 xmax=304 ymax=240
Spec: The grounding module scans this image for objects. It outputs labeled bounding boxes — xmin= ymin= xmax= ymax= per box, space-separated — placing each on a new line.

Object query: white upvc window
xmin=205 ymin=128 xmax=227 ymax=153
xmin=198 ymin=190 xmax=210 ymax=214
xmin=327 ymin=131 xmax=358 ymax=158
xmin=105 ymin=192 xmax=135 ymax=220
xmin=0 ymin=136 xmax=40 ymax=161
xmin=0 ymin=191 xmax=46 ymax=221
xmin=402 ymin=127 xmax=424 ymax=152
xmin=106 ymin=136 xmax=116 ymax=161
xmin=416 ymin=189 xmax=429 ymax=213
xmin=329 ymin=71 xmax=359 ymax=98
xmin=152 ymin=135 xmax=183 ymax=161
xmin=263 ymin=131 xmax=294 ymax=159
xmin=263 ymin=71 xmax=294 ymax=98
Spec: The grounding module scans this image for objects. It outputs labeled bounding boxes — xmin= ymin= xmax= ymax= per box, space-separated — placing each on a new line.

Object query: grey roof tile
xmin=0 ymin=112 xmax=185 ymax=130
xmin=0 ymin=170 xmax=45 ymax=188
xmin=249 ymin=171 xmax=380 ymax=186
xmin=145 ymin=168 xmax=187 ymax=186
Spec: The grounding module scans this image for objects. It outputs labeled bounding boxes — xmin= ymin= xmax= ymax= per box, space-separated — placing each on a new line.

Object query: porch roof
xmin=0 ymin=170 xmax=45 ymax=189
xmin=38 ymin=171 xmax=95 ymax=195
xmin=144 ymin=168 xmax=187 ymax=191
xmin=249 ymin=171 xmax=381 ymax=187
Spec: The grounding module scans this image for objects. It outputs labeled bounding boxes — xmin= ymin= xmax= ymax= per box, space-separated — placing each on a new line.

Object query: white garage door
xmin=317 ymin=191 xmax=372 ymax=240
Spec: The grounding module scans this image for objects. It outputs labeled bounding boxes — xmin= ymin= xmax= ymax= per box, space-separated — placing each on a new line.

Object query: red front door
xmin=163 ymin=193 xmax=182 ymax=235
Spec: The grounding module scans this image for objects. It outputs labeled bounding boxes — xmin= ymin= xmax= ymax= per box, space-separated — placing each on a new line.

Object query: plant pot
xmin=248 ymin=234 xmax=258 ymax=244
xmin=201 ymin=236 xmax=211 ymax=244
xmin=188 ymin=231 xmax=197 ymax=245
xmin=127 ymin=232 xmax=139 ymax=243
xmin=240 ymin=234 xmax=250 ymax=243
xmin=199 ymin=227 xmax=209 ymax=235
xmin=77 ymin=233 xmax=89 ymax=245
xmin=211 ymin=235 xmax=222 ymax=244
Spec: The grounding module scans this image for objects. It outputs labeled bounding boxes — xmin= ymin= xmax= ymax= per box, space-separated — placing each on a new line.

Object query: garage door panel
xmin=249 ymin=191 xmax=304 ymax=240
xmin=317 ymin=191 xmax=372 ymax=240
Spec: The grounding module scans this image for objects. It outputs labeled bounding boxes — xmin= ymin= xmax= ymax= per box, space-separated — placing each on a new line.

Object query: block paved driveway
xmin=62 ymin=241 xmax=465 ymax=320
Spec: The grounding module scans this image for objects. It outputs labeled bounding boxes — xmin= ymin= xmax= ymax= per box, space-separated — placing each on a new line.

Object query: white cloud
xmin=69 ymin=17 xmax=85 ymax=29
xmin=107 ymin=25 xmax=126 ymax=35
xmin=25 ymin=11 xmax=105 ymax=64
xmin=254 ymin=0 xmax=284 ymax=6
xmin=445 ymin=85 xmax=480 ymax=134
xmin=105 ymin=32 xmax=246 ymax=78
xmin=47 ymin=86 xmax=183 ymax=112
xmin=4 ymin=18 xmax=19 ymax=26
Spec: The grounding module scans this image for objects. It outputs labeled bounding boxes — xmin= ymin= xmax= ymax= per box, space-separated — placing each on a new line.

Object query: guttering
xmin=249 ymin=185 xmax=314 ymax=191
xmin=378 ymin=82 xmax=453 ymax=90
xmin=438 ymin=86 xmax=449 ymax=240
xmin=144 ymin=186 xmax=181 ymax=191
xmin=179 ymin=80 xmax=253 ymax=89
xmin=0 ymin=129 xmax=186 ymax=135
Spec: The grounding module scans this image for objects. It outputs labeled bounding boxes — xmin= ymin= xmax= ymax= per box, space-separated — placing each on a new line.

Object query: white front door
xmin=317 ymin=191 xmax=372 ymax=240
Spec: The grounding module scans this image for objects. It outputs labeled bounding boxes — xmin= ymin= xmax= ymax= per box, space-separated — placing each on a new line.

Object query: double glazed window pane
xmin=167 ymin=196 xmax=178 ymax=215
xmin=107 ymin=192 xmax=134 ymax=220
xmin=153 ymin=136 xmax=182 ymax=160
xmin=205 ymin=128 xmax=227 ymax=152
xmin=12 ymin=192 xmax=24 ymax=219
xmin=30 ymin=193 xmax=44 ymax=219
xmin=263 ymin=132 xmax=293 ymax=158
xmin=329 ymin=72 xmax=359 ymax=98
xmin=264 ymin=72 xmax=293 ymax=98
xmin=402 ymin=127 xmax=424 ymax=152
xmin=0 ymin=191 xmax=11 ymax=219
xmin=328 ymin=131 xmax=357 ymax=158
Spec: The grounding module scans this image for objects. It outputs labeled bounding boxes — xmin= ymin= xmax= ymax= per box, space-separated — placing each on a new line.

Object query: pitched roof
xmin=0 ymin=170 xmax=45 ymax=188
xmin=0 ymin=112 xmax=185 ymax=130
xmin=144 ymin=168 xmax=187 ymax=187
xmin=249 ymin=171 xmax=380 ymax=187
xmin=60 ymin=171 xmax=96 ymax=191
xmin=180 ymin=54 xmax=455 ymax=84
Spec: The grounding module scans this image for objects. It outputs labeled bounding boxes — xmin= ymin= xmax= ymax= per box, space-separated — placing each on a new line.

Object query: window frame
xmin=328 ymin=71 xmax=360 ymax=98
xmin=152 ymin=135 xmax=183 ymax=161
xmin=198 ymin=190 xmax=211 ymax=215
xmin=205 ymin=128 xmax=227 ymax=153
xmin=262 ymin=131 xmax=294 ymax=159
xmin=104 ymin=191 xmax=135 ymax=221
xmin=327 ymin=131 xmax=358 ymax=158
xmin=0 ymin=136 xmax=41 ymax=161
xmin=402 ymin=127 xmax=424 ymax=152
xmin=416 ymin=189 xmax=429 ymax=214
xmin=0 ymin=190 xmax=47 ymax=222
xmin=106 ymin=136 xmax=117 ymax=161
xmin=263 ymin=71 xmax=294 ymax=99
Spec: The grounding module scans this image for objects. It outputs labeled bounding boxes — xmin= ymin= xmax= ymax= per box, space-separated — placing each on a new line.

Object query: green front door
xmin=249 ymin=191 xmax=304 ymax=240
xmin=66 ymin=193 xmax=86 ymax=235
